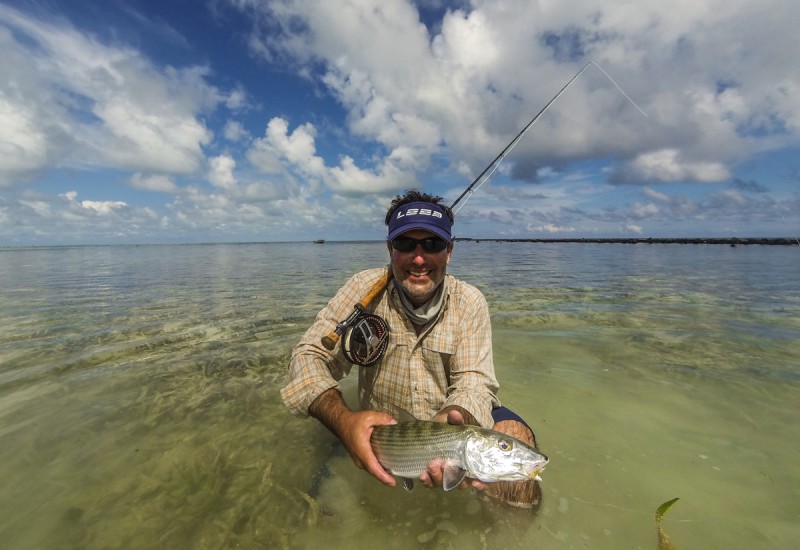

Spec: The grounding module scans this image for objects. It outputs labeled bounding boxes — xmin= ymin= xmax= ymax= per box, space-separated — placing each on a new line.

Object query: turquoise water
xmin=0 ymin=242 xmax=798 ymax=548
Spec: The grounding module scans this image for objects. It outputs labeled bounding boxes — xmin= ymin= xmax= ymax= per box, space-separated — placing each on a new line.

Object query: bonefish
xmin=371 ymin=420 xmax=548 ymax=491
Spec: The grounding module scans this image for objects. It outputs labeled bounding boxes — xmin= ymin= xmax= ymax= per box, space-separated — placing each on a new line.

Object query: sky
xmin=1 ymin=0 xmax=799 ymax=245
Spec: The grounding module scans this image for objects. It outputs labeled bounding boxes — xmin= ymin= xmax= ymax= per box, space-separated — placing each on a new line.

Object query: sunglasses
xmin=390 ymin=236 xmax=449 ymax=253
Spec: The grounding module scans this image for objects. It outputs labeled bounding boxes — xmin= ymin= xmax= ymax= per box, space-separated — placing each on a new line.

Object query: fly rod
xmin=321 ymin=61 xmax=646 ymax=356
xmin=450 ymin=61 xmax=647 ymax=213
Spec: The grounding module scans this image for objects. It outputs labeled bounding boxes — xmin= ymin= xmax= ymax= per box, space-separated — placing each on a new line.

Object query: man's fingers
xmin=369 ymin=463 xmax=396 ymax=487
xmin=419 ymin=471 xmax=434 ymax=488
xmin=470 ymin=479 xmax=488 ymax=491
xmin=353 ymin=449 xmax=395 ymax=486
xmin=446 ymin=409 xmax=465 ymax=425
xmin=339 ymin=410 xmax=399 ymax=487
xmin=423 ymin=459 xmax=445 ymax=489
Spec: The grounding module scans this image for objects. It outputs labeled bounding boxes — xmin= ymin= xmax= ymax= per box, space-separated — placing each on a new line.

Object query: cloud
xmin=208 ymin=154 xmax=238 ymax=190
xmin=711 ymin=188 xmax=748 ymax=208
xmin=0 ymin=4 xmax=224 ymax=185
xmin=613 ymin=149 xmax=730 ymax=184
xmin=625 ymin=223 xmax=643 ymax=234
xmin=0 ymin=187 xmax=179 ymax=244
xmin=230 ymin=0 xmax=800 ymax=190
xmin=0 ymin=91 xmax=53 ymax=187
xmin=61 ymin=191 xmax=128 ymax=215
xmin=130 ymin=173 xmax=178 ymax=193
xmin=642 ymin=187 xmax=671 ymax=203
xmin=529 ymin=223 xmax=575 ymax=234
xmin=731 ymin=177 xmax=769 ymax=194
xmin=246 ymin=117 xmax=417 ymax=195
xmin=223 ymin=121 xmax=248 ymax=142
xmin=2 ymin=1 xmax=799 ymax=243
xmin=604 ymin=185 xmax=798 ymax=233
xmin=79 ymin=199 xmax=129 ymax=215
xmin=631 ymin=202 xmax=661 ymax=218
xmin=224 ymin=86 xmax=249 ymax=110
xmin=18 ymin=198 xmax=53 ymax=219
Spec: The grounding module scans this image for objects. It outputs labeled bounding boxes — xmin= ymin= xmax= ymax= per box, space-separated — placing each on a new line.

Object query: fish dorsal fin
xmin=442 ymin=464 xmax=467 ymax=491
xmin=395 ymin=408 xmax=418 ymax=423
xmin=400 ymin=478 xmax=414 ymax=491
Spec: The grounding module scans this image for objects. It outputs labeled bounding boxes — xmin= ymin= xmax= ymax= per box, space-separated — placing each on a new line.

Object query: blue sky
xmin=1 ymin=0 xmax=798 ymax=245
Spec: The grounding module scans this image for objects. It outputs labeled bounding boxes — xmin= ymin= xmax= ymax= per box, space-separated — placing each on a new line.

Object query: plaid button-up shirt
xmin=281 ymin=267 xmax=500 ymax=428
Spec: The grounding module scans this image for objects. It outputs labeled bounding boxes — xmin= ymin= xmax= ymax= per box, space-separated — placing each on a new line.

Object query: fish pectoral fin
xmin=442 ymin=465 xmax=467 ymax=491
xmin=400 ymin=477 xmax=414 ymax=491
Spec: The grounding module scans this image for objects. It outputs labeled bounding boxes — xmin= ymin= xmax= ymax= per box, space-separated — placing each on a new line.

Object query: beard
xmin=396 ymin=276 xmax=440 ymax=305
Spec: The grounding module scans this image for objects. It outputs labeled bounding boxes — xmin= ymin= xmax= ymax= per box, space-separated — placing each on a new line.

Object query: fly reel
xmin=342 ymin=313 xmax=389 ymax=367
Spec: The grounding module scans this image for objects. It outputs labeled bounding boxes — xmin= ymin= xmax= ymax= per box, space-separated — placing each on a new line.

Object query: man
xmin=281 ymin=190 xmax=539 ymax=508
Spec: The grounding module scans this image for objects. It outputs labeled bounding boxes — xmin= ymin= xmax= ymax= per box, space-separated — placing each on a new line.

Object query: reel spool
xmin=342 ymin=313 xmax=389 ymax=367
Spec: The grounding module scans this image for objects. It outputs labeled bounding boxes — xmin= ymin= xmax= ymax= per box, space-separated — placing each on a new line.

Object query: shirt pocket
xmin=420 ymin=330 xmax=456 ymax=389
xmin=422 ymin=328 xmax=456 ymax=355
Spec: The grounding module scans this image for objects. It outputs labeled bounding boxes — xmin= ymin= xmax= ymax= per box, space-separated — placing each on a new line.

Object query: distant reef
xmin=454 ymin=237 xmax=798 ymax=246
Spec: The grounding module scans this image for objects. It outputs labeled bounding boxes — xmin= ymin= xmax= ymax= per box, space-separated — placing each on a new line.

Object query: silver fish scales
xmin=371 ymin=420 xmax=548 ymax=491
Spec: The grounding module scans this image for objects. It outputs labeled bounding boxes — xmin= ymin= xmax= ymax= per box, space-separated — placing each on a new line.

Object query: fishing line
xmin=450 ymin=61 xmax=648 ymax=213
xmin=323 ymin=62 xmax=647 ymax=366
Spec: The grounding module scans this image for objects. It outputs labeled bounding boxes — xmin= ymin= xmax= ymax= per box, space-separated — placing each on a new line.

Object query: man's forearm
xmin=308 ymin=388 xmax=352 ymax=437
xmin=307 ymin=388 xmax=398 ymax=486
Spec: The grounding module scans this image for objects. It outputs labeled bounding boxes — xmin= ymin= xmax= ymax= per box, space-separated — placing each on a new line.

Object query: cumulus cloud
xmin=2 ymin=1 xmax=799 ymax=243
xmin=80 ymin=200 xmax=129 ymax=215
xmin=625 ymin=224 xmax=643 ymax=234
xmin=130 ymin=173 xmax=178 ymax=193
xmin=246 ymin=117 xmax=416 ymax=195
xmin=0 ymin=4 xmax=221 ymax=185
xmin=224 ymin=86 xmax=249 ymax=110
xmin=530 ymin=223 xmax=575 ymax=234
xmin=631 ymin=202 xmax=661 ymax=218
xmin=0 ymin=93 xmax=54 ymax=187
xmin=61 ymin=191 xmax=128 ymax=214
xmin=232 ymin=0 xmax=800 ymax=190
xmin=223 ymin=121 xmax=248 ymax=142
xmin=613 ymin=149 xmax=730 ymax=184
xmin=208 ymin=154 xmax=238 ymax=190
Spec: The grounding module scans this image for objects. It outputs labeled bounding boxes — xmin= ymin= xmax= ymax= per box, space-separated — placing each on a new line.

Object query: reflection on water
xmin=0 ymin=242 xmax=798 ymax=548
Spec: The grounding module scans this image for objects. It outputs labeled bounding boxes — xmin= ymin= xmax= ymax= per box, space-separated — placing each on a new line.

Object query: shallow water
xmin=0 ymin=242 xmax=798 ymax=549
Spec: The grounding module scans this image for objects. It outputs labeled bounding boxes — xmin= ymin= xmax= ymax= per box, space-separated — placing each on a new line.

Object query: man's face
xmin=387 ymin=229 xmax=453 ymax=306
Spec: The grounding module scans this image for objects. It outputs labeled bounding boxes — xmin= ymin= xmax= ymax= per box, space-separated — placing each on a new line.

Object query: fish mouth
xmin=526 ymin=459 xmax=547 ymax=480
xmin=528 ymin=467 xmax=545 ymax=480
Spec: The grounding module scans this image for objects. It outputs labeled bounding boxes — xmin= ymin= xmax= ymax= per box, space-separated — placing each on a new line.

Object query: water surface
xmin=1 ymin=242 xmax=798 ymax=548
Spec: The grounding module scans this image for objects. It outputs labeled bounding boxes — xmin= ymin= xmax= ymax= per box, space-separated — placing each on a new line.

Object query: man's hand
xmin=309 ymin=389 xmax=397 ymax=486
xmin=431 ymin=407 xmax=466 ymax=425
xmin=337 ymin=409 xmax=398 ymax=486
xmin=419 ymin=407 xmax=487 ymax=491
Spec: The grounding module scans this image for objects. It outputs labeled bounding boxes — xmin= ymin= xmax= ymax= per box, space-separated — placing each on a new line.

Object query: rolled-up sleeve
xmin=280 ymin=269 xmax=386 ymax=416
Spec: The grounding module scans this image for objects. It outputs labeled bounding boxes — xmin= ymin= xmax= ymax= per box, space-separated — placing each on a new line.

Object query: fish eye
xmin=498 ymin=439 xmax=513 ymax=451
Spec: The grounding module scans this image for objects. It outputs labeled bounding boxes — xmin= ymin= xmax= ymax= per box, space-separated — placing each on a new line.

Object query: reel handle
xmin=321 ymin=269 xmax=392 ymax=350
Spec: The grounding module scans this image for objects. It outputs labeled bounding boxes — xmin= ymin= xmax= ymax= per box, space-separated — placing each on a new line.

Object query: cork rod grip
xmin=356 ymin=270 xmax=391 ymax=309
xmin=320 ymin=332 xmax=341 ymax=351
